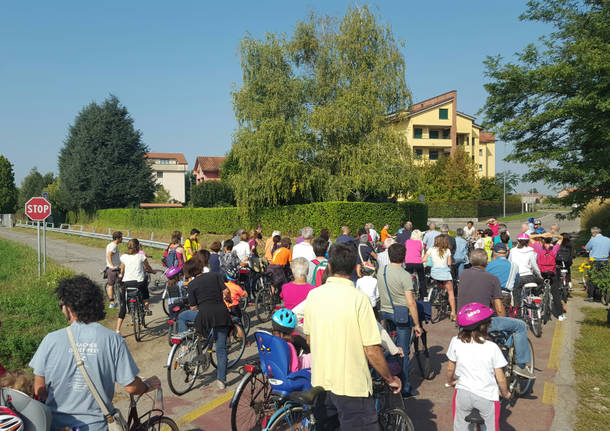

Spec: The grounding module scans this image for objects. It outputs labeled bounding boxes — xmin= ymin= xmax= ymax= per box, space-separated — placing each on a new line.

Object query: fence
xmin=15 ymin=221 xmax=170 ymax=250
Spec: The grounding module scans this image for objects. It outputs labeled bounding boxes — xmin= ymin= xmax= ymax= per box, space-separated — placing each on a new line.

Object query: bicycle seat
xmin=465 ymin=408 xmax=484 ymax=425
xmin=288 ymin=386 xmax=325 ymax=406
xmin=523 ymin=282 xmax=538 ymax=288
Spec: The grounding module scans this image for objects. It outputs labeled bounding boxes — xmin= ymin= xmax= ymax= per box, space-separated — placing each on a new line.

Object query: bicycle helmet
xmin=517 ymin=233 xmax=530 ymax=240
xmin=272 ymin=308 xmax=297 ymax=334
xmin=457 ymin=303 xmax=494 ymax=330
xmin=0 ymin=407 xmax=23 ymax=431
xmin=165 ymin=266 xmax=181 ymax=278
xmin=528 ymin=217 xmax=535 ymax=223
xmin=534 ymin=219 xmax=542 ymax=225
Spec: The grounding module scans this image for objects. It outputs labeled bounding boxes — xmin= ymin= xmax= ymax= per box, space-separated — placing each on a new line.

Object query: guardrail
xmin=15 ymin=221 xmax=170 ymax=250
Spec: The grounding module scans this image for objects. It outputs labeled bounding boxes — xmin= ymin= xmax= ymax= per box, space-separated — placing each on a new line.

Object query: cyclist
xmin=184 ymin=228 xmax=201 ymax=261
xmin=486 ymin=244 xmax=519 ymax=293
xmin=508 ymin=233 xmax=542 ymax=316
xmin=487 ymin=217 xmax=500 ymax=237
xmin=104 ymin=231 xmax=123 ymax=308
xmin=533 ymin=219 xmax=545 ymax=234
xmin=463 ymin=221 xmax=476 ymax=247
xmin=29 ymin=276 xmax=161 ymax=431
xmin=219 ymin=239 xmax=242 ymax=281
xmin=309 ymin=237 xmax=329 ymax=287
xmin=224 ymin=275 xmax=247 ymax=339
xmin=424 ymin=235 xmax=456 ymax=320
xmin=453 ymin=228 xmax=470 ymax=278
xmin=556 ymin=233 xmax=574 ymax=290
xmin=584 ymin=226 xmax=610 ymax=301
xmin=292 ymin=227 xmax=316 ymax=261
xmin=447 ymin=303 xmax=510 ymax=431
xmin=280 ymin=257 xmax=316 ymax=310
xmin=264 ymin=230 xmax=281 ymax=261
xmin=163 ymin=231 xmax=185 ymax=269
xmin=531 ymin=233 xmax=565 ymax=320
xmin=404 ymin=229 xmax=426 ymax=300
xmin=268 ymin=237 xmax=292 ymax=293
xmin=423 ymin=222 xmax=441 ymax=252
xmin=458 ymin=249 xmax=535 ymax=379
xmin=271 ymin=308 xmax=311 ymax=371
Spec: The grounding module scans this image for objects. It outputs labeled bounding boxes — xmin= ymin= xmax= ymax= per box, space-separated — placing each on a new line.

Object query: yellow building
xmin=390 ymin=90 xmax=496 ymax=177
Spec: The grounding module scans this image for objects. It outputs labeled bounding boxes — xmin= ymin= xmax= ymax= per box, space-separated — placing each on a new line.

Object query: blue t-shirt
xmin=336 ymin=235 xmax=355 ymax=245
xmin=585 ymin=234 xmax=610 ymax=261
xmin=29 ymin=322 xmax=139 ymax=431
xmin=454 ymin=237 xmax=469 ymax=263
xmin=493 ymin=235 xmax=513 ymax=249
xmin=486 ymin=257 xmax=519 ymax=291
xmin=423 ymin=230 xmax=441 ymax=251
xmin=209 ymin=253 xmax=221 ymax=273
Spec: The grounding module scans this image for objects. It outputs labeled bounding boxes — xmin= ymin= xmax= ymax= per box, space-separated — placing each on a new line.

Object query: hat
xmin=493 ymin=243 xmax=508 ymax=253
xmin=517 ymin=233 xmax=530 ymax=240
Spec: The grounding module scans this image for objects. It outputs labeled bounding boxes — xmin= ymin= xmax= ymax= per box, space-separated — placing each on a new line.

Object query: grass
xmin=574 ymin=306 xmax=610 ymax=431
xmin=496 ymin=211 xmax=543 ymax=222
xmin=0 ymin=237 xmax=74 ymax=370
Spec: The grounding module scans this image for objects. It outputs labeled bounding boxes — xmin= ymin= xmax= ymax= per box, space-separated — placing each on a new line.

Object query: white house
xmin=144 ymin=153 xmax=188 ymax=203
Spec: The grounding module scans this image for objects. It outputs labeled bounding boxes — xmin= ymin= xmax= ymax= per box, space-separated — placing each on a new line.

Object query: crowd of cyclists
xmin=2 ymin=217 xmax=609 ymax=431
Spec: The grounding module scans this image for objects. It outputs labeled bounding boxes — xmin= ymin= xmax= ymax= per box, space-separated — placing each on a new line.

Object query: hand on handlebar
xmin=387 ymin=375 xmax=402 ymax=394
xmin=144 ymin=376 xmax=161 ymax=392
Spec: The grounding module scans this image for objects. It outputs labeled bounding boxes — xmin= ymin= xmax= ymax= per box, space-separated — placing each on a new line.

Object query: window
xmin=479 ymin=149 xmax=483 ymax=157
xmin=439 ymin=108 xmax=448 ymax=120
xmin=414 ymin=149 xmax=423 ymax=159
xmin=442 ymin=129 xmax=450 ymax=139
xmin=429 ymin=151 xmax=439 ymax=160
xmin=472 ymin=155 xmax=475 ymax=161
xmin=429 ymin=130 xmax=439 ymax=139
xmin=466 ymin=137 xmax=469 ymax=145
xmin=479 ymin=164 xmax=483 ymax=172
xmin=159 ymin=159 xmax=170 ymax=165
xmin=414 ymin=128 xmax=422 ymax=139
xmin=156 ymin=171 xmax=163 ymax=179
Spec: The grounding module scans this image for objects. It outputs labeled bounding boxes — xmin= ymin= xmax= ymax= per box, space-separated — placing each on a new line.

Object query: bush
xmin=91 ymin=201 xmax=427 ymax=237
xmin=428 ymin=197 xmax=521 ymax=218
xmin=580 ymin=200 xmax=610 ymax=234
xmin=191 ymin=181 xmax=235 ymax=207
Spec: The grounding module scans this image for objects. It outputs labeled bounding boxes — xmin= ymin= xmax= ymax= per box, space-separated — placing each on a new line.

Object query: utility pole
xmin=503 ymin=171 xmax=506 ymax=218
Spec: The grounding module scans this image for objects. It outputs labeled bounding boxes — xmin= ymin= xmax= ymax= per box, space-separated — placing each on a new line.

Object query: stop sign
xmin=25 ymin=197 xmax=52 ymax=221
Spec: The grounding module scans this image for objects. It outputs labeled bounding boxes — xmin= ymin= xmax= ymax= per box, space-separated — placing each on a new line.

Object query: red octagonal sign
xmin=25 ymin=197 xmax=52 ymax=221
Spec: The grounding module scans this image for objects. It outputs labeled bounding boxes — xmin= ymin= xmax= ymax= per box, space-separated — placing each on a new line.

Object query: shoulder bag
xmin=382 ymin=266 xmax=411 ymax=325
xmin=66 ymin=326 xmax=128 ymax=431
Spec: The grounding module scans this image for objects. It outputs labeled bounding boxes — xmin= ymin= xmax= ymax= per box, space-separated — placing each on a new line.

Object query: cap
xmin=493 ymin=243 xmax=508 ymax=253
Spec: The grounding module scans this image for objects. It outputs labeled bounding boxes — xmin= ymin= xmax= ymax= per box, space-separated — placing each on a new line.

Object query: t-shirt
xmin=233 ymin=241 xmax=251 ymax=262
xmin=280 ymin=282 xmax=316 ymax=310
xmin=264 ymin=237 xmax=275 ymax=260
xmin=423 ymin=230 xmax=441 ymax=251
xmin=184 ymin=238 xmax=200 ymax=261
xmin=106 ymin=242 xmax=120 ymax=268
xmin=376 ymin=251 xmax=389 ymax=269
xmin=335 ymin=234 xmax=355 ymax=245
xmin=292 ymin=242 xmax=316 ymax=261
xmin=271 ymin=247 xmax=292 ymax=266
xmin=428 ymin=247 xmax=450 ymax=268
xmin=493 ymin=235 xmax=513 ymax=249
xmin=120 ymin=253 xmax=146 ymax=283
xmin=369 ymin=229 xmax=379 ymax=243
xmin=29 ymin=322 xmax=139 ymax=431
xmin=224 ymin=281 xmax=247 ymax=308
xmin=486 ymin=257 xmax=519 ymax=291
xmin=396 ymin=230 xmax=412 ymax=246
xmin=404 ymin=239 xmax=423 ymax=264
xmin=357 ymin=243 xmax=374 ymax=265
xmin=209 ymin=253 xmax=221 ymax=273
xmin=356 ymin=276 xmax=379 ymax=307
xmin=457 ymin=267 xmax=503 ymax=311
xmin=447 ymin=336 xmax=507 ymax=401
xmin=377 ymin=264 xmax=413 ymax=314
xmin=488 ymin=223 xmax=500 ymax=237
xmin=380 ymin=228 xmax=389 ymax=243
xmin=304 ymin=277 xmax=381 ymax=397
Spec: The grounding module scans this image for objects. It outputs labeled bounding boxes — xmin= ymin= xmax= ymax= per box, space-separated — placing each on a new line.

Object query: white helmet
xmin=0 ymin=407 xmax=23 ymax=431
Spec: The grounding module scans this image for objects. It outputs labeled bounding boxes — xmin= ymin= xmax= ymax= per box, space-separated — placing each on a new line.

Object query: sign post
xmin=41 ymin=191 xmax=49 ymax=273
xmin=25 ymin=197 xmax=52 ymax=278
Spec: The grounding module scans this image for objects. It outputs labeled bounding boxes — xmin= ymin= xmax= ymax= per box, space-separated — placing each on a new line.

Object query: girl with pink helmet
xmin=447 ymin=303 xmax=511 ymax=431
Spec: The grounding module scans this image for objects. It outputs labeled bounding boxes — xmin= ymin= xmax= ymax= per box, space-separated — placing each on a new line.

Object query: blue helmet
xmin=528 ymin=217 xmax=535 ymax=223
xmin=272 ymin=308 xmax=297 ymax=333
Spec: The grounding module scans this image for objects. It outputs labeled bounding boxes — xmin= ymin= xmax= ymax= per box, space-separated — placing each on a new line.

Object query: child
xmin=271 ymin=308 xmax=310 ymax=372
xmin=447 ymin=303 xmax=511 ymax=431
xmin=224 ymin=277 xmax=248 ymax=339
xmin=356 ymin=265 xmax=380 ymax=318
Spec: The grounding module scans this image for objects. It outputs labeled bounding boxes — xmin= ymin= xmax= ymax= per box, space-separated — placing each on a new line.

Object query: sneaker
xmin=558 ymin=314 xmax=567 ymax=321
xmin=514 ymin=366 xmax=536 ymax=380
xmin=109 ymin=302 xmax=117 ymax=309
xmin=216 ymin=380 xmax=226 ymax=390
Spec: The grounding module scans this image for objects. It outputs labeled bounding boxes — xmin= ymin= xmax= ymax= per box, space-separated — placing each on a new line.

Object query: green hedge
xmin=429 ymin=197 xmax=522 ymax=218
xmin=92 ymin=201 xmax=427 ymax=237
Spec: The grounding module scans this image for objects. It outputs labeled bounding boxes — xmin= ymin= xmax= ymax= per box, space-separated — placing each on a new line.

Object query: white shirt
xmin=232 ymin=241 xmax=250 ymax=262
xmin=463 ymin=226 xmax=476 ymax=241
xmin=120 ymin=253 xmax=146 ymax=283
xmin=356 ymin=276 xmax=379 ymax=307
xmin=376 ymin=250 xmax=389 ymax=269
xmin=369 ymin=229 xmax=379 ymax=243
xmin=292 ymin=241 xmax=316 ymax=261
xmin=106 ymin=242 xmax=120 ymax=268
xmin=509 ymin=246 xmax=541 ymax=277
xmin=447 ymin=336 xmax=508 ymax=401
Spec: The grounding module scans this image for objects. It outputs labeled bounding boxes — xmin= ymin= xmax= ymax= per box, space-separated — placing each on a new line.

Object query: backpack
xmin=538 ymin=245 xmax=556 ymax=270
xmin=310 ymin=258 xmax=328 ymax=287
xmin=162 ymin=246 xmax=179 ymax=268
xmin=556 ymin=246 xmax=572 ymax=265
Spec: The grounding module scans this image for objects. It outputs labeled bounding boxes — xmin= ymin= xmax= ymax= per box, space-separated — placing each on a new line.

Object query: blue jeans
xmin=213 ymin=326 xmax=230 ymax=383
xmin=490 ymin=316 xmax=531 ymax=366
xmin=381 ymin=311 xmax=412 ymax=394
xmin=177 ymin=310 xmax=198 ymax=332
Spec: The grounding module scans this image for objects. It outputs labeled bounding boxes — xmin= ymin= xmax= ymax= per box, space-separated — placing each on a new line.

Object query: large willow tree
xmin=227 ymin=6 xmax=414 ymax=208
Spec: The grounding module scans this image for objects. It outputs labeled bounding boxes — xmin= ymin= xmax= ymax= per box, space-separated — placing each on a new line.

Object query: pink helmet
xmin=517 ymin=233 xmax=530 ymax=240
xmin=457 ymin=303 xmax=494 ymax=329
xmin=165 ymin=266 xmax=181 ymax=278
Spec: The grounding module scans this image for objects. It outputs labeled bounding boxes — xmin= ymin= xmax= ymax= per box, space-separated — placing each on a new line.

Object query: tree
xmin=58 ymin=95 xmax=156 ymax=212
xmin=153 ymin=186 xmax=172 ymax=204
xmin=479 ymin=171 xmax=521 ymax=200
xmin=18 ymin=167 xmax=55 ymax=208
xmin=191 ymin=181 xmax=235 ymax=208
xmin=184 ymin=172 xmax=196 ymax=205
xmin=0 ymin=155 xmax=18 ymax=213
xmin=227 ymin=5 xmax=414 ymax=208
xmin=481 ymin=0 xmax=610 ymax=214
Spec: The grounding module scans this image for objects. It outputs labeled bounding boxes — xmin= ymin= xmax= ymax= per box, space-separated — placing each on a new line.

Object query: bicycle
xmin=166 ymin=297 xmax=189 ymax=346
xmin=541 ymin=274 xmax=553 ymax=325
xmin=255 ymin=274 xmax=281 ymax=323
xmin=166 ymin=321 xmax=246 ymax=395
xmin=126 ymin=388 xmax=179 ymax=430
xmin=411 ymin=326 xmax=433 ymax=380
xmin=263 ymin=378 xmax=414 ymax=431
xmin=428 ymin=280 xmax=450 ymax=323
xmin=488 ymin=330 xmax=535 ymax=399
xmin=558 ymin=262 xmax=571 ymax=302
xmin=520 ymin=282 xmax=544 ymax=338
xmin=123 ymin=285 xmax=147 ymax=342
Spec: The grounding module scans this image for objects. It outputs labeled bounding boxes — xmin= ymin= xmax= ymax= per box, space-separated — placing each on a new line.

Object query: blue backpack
xmin=254 ymin=330 xmax=311 ymax=396
xmin=162 ymin=246 xmax=179 ymax=268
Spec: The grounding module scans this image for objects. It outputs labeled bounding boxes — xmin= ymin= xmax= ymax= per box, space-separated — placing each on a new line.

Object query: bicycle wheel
xmin=266 ymin=405 xmax=310 ymax=431
xmin=131 ymin=303 xmax=142 ymax=342
xmin=542 ymin=293 xmax=552 ymax=324
xmin=140 ymin=302 xmax=148 ymax=329
xmin=529 ymin=309 xmax=542 ymax=338
xmin=162 ymin=295 xmax=169 ymax=316
xmin=167 ymin=338 xmax=201 ymax=395
xmin=378 ymin=408 xmax=415 ymax=431
xmin=242 ymin=310 xmax=251 ymax=335
xmin=211 ymin=325 xmax=247 ymax=369
xmin=148 ymin=276 xmax=165 ymax=295
xmin=255 ymin=286 xmax=275 ymax=323
xmin=143 ymin=415 xmax=179 ymax=430
xmin=231 ymin=370 xmax=274 ymax=431
xmin=515 ymin=338 xmax=535 ymax=395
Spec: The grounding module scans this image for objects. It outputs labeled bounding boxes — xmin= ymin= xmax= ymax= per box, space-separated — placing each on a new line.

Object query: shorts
xmin=106 ymin=267 xmax=120 ymax=286
xmin=431 ymin=266 xmax=452 ymax=282
xmin=452 ymin=389 xmax=500 ymax=431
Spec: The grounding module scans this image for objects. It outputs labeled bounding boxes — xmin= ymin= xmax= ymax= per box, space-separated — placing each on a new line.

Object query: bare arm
xmin=364 ymin=344 xmax=402 ymax=394
xmin=106 ymin=250 xmax=115 ymax=268
xmin=405 ymin=290 xmax=422 ymax=337
xmin=493 ymin=298 xmax=506 ymax=317
xmin=33 ymin=375 xmax=48 ymax=402
xmin=119 ymin=262 xmax=125 ymax=278
xmin=494 ymin=368 xmax=511 ymax=399
xmin=446 ymin=360 xmax=458 ymax=386
xmin=124 ymin=375 xmax=161 ymax=396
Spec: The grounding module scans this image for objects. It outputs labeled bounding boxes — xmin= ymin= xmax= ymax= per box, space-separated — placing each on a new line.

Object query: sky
xmin=0 ymin=0 xmax=554 ymax=193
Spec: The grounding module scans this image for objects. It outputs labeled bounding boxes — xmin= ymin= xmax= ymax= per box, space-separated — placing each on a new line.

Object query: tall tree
xmin=481 ymin=0 xmax=610 ymax=213
xmin=0 ymin=155 xmax=18 ymax=213
xmin=58 ymin=96 xmax=156 ymax=211
xmin=227 ymin=5 xmax=414 ymax=207
xmin=18 ymin=167 xmax=55 ymax=208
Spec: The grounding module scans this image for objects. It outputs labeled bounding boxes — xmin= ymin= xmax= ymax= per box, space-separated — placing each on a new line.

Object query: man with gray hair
xmin=396 ymin=221 xmax=413 ymax=245
xmin=458 ymin=249 xmax=535 ymax=379
xmin=292 ymin=227 xmax=316 ymax=261
xmin=423 ymin=222 xmax=440 ymax=251
xmin=584 ymin=226 xmax=610 ymax=301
